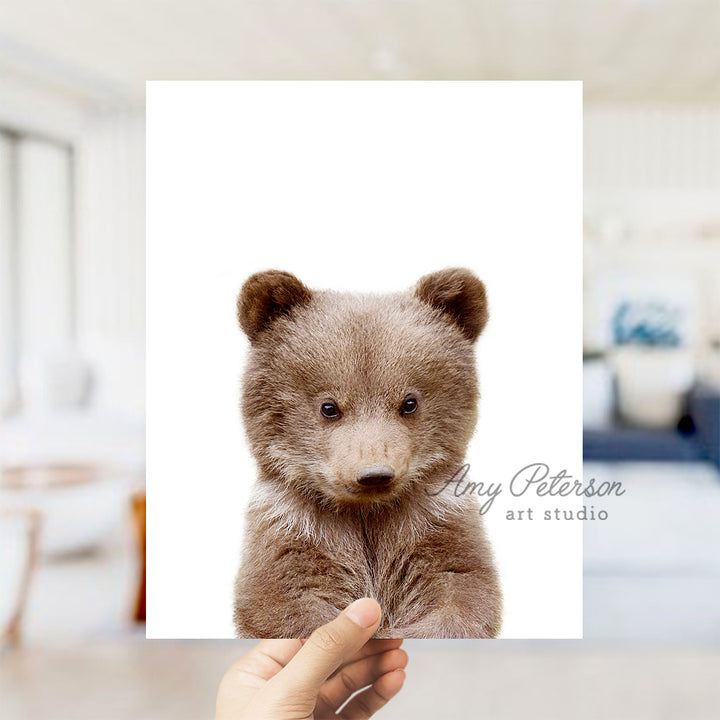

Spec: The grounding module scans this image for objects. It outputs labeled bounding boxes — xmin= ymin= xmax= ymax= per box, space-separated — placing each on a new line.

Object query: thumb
xmin=269 ymin=598 xmax=381 ymax=703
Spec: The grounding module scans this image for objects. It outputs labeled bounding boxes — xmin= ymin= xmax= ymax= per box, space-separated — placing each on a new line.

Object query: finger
xmin=225 ymin=639 xmax=304 ymax=688
xmin=328 ymin=638 xmax=404 ymax=677
xmin=315 ymin=648 xmax=408 ymax=717
xmin=299 ymin=635 xmax=403 ymax=658
xmin=338 ymin=669 xmax=406 ymax=720
xmin=320 ymin=649 xmax=408 ymax=712
xmin=216 ymin=640 xmax=304 ymax=720
xmin=251 ymin=639 xmax=305 ymax=671
xmin=268 ymin=598 xmax=381 ymax=701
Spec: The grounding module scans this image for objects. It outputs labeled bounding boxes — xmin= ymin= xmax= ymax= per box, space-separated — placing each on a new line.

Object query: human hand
xmin=215 ymin=598 xmax=407 ymax=719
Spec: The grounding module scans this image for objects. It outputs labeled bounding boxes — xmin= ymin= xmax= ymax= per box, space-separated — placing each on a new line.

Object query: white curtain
xmin=0 ymin=133 xmax=74 ymax=415
xmin=75 ymin=112 xmax=145 ymax=416
xmin=0 ymin=133 xmax=16 ymax=414
xmin=16 ymin=138 xmax=74 ymax=357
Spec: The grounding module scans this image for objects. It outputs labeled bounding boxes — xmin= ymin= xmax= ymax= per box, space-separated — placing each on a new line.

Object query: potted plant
xmin=612 ymin=300 xmax=695 ymax=428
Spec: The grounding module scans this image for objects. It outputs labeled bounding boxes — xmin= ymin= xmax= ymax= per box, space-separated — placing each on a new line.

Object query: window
xmin=0 ymin=129 xmax=74 ymax=415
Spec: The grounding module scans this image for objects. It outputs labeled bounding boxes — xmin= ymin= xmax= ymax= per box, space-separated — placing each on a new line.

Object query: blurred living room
xmin=1 ymin=1 xmax=719 ymax=719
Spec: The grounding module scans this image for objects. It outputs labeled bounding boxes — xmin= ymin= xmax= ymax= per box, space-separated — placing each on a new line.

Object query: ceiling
xmin=0 ymin=0 xmax=719 ymax=105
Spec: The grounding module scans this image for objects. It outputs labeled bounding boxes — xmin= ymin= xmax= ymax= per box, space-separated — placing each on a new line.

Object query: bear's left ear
xmin=414 ymin=268 xmax=488 ymax=342
xmin=238 ymin=270 xmax=313 ymax=342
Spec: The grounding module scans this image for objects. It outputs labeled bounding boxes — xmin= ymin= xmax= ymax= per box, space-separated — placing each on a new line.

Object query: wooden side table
xmin=0 ymin=509 xmax=41 ymax=648
xmin=131 ymin=492 xmax=146 ymax=622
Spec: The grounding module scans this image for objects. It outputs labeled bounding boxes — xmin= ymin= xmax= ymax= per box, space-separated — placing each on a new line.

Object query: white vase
xmin=613 ymin=346 xmax=695 ymax=428
xmin=583 ymin=359 xmax=614 ymax=429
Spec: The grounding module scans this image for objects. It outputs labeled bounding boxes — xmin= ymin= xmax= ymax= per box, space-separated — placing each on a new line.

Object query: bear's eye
xmin=401 ymin=396 xmax=418 ymax=415
xmin=320 ymin=401 xmax=341 ymax=419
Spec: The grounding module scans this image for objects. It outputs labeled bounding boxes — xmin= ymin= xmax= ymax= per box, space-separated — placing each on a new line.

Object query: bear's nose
xmin=356 ymin=464 xmax=395 ymax=487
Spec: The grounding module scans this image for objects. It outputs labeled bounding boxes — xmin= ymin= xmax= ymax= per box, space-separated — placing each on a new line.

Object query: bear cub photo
xmin=233 ymin=268 xmax=502 ymax=639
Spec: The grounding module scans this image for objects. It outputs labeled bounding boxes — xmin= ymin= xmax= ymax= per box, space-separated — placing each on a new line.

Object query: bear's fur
xmin=233 ymin=268 xmax=502 ymax=638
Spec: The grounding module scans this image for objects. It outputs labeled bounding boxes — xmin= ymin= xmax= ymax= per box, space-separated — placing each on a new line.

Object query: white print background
xmin=146 ymin=81 xmax=583 ymax=639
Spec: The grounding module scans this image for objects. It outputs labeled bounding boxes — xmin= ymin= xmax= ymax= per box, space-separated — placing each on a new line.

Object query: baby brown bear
xmin=233 ymin=268 xmax=502 ymax=639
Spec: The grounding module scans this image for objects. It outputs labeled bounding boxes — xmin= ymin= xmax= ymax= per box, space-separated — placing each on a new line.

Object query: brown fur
xmin=233 ymin=268 xmax=502 ymax=638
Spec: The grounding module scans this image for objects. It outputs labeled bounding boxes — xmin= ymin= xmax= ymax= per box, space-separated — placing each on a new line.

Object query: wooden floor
xmin=3 ymin=639 xmax=720 ymax=719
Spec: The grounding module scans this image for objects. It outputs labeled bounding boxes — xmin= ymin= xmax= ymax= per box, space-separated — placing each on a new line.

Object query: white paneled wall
xmin=586 ymin=106 xmax=720 ymax=190
xmin=585 ymin=105 xmax=720 ymax=235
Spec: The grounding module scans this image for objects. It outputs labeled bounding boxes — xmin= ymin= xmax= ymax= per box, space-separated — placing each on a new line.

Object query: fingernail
xmin=344 ymin=598 xmax=380 ymax=628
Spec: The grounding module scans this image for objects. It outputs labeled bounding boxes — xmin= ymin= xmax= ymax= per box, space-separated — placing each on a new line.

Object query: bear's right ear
xmin=237 ymin=270 xmax=313 ymax=342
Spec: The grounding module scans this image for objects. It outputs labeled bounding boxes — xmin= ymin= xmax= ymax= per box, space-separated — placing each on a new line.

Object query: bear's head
xmin=237 ymin=268 xmax=488 ymax=510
